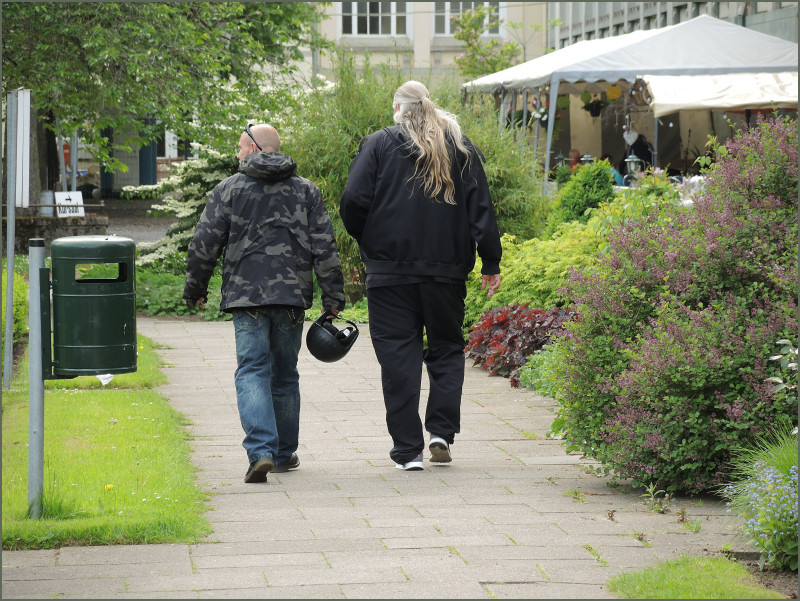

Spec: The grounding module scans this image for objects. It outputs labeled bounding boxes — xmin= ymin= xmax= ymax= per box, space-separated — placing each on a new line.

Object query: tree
xmin=1 ymin=2 xmax=330 ymax=174
xmin=451 ymin=5 xmax=521 ymax=79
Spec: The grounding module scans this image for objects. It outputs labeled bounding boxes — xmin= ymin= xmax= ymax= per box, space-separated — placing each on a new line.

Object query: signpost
xmin=54 ymin=191 xmax=85 ymax=218
xmin=3 ymin=88 xmax=31 ymax=389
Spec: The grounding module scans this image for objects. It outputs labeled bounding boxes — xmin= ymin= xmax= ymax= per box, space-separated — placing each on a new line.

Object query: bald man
xmin=184 ymin=123 xmax=346 ymax=483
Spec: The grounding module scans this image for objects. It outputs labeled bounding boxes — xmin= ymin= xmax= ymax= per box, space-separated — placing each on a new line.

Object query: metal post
xmin=521 ymin=89 xmax=529 ymax=148
xmin=71 ymin=130 xmax=78 ymax=192
xmin=3 ymin=92 xmax=19 ymax=389
xmin=55 ymin=116 xmax=68 ymax=192
xmin=28 ymin=239 xmax=45 ymax=519
xmin=653 ymin=115 xmax=659 ymax=168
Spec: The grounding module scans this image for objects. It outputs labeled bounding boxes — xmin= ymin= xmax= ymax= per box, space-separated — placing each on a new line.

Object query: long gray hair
xmin=393 ymin=81 xmax=470 ymax=205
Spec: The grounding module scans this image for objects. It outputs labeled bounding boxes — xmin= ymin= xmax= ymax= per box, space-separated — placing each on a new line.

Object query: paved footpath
xmin=2 ymin=317 xmax=750 ymax=599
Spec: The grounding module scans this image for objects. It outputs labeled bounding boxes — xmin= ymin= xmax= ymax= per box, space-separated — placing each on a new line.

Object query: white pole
xmin=3 ymin=92 xmax=18 ymax=389
xmin=28 ymin=239 xmax=45 ymax=519
xmin=18 ymin=90 xmax=31 ymax=209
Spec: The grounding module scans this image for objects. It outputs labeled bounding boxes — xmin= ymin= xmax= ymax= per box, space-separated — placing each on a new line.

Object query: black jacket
xmin=340 ymin=125 xmax=501 ymax=280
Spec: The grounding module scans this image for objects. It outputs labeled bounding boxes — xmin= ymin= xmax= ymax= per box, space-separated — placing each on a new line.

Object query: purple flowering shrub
xmin=550 ymin=116 xmax=798 ymax=493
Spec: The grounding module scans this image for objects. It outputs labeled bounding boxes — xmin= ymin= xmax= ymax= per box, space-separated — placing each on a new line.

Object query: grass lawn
xmin=2 ymin=334 xmax=211 ymax=549
xmin=607 ymin=554 xmax=789 ymax=599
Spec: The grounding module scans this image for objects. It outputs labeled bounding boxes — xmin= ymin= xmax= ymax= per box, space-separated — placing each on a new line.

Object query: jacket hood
xmin=239 ymin=152 xmax=297 ymax=182
xmin=384 ymin=125 xmax=418 ymax=158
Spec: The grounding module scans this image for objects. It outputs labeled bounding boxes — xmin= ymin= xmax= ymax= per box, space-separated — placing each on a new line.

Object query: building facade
xmin=547 ymin=2 xmax=798 ymax=48
xmin=313 ymin=2 xmax=549 ymax=81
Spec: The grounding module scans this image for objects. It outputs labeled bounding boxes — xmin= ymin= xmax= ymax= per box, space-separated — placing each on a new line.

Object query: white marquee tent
xmin=645 ymin=71 xmax=798 ymax=117
xmin=463 ymin=15 xmax=798 ymax=172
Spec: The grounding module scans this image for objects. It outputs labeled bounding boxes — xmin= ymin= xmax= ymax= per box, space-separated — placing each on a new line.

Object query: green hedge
xmin=1 ymin=267 xmax=29 ymax=367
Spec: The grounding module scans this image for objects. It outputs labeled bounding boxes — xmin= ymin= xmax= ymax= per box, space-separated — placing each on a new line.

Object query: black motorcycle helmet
xmin=306 ymin=309 xmax=359 ymax=362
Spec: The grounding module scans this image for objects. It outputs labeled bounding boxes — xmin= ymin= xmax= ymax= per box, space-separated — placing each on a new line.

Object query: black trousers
xmin=366 ymin=281 xmax=466 ymax=464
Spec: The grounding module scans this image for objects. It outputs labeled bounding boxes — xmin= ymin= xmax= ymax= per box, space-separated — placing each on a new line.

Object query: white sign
xmin=54 ymin=191 xmax=85 ymax=218
xmin=10 ymin=88 xmax=31 ymax=208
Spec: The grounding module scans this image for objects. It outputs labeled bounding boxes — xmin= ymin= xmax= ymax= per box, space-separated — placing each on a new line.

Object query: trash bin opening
xmin=74 ymin=262 xmax=127 ymax=283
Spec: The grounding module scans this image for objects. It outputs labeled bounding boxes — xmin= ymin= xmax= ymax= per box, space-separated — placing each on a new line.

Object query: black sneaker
xmin=272 ymin=453 xmax=300 ymax=473
xmin=244 ymin=455 xmax=274 ymax=483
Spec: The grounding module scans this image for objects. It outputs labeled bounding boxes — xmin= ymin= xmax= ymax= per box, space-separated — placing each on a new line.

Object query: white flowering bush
xmin=723 ymin=428 xmax=798 ymax=571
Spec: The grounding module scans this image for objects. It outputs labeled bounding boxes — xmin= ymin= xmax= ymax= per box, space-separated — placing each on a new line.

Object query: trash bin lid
xmin=51 ymin=235 xmax=135 ymax=260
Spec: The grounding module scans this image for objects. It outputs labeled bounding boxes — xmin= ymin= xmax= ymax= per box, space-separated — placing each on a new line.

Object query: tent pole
xmin=498 ymin=89 xmax=506 ymax=131
xmin=653 ymin=116 xmax=659 ymax=169
xmin=543 ymin=80 xmax=560 ymax=174
xmin=521 ymin=89 xmax=529 ymax=148
xmin=532 ymin=88 xmax=540 ymax=161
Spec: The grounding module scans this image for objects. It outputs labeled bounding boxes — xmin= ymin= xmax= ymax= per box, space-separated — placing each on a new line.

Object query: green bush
xmin=136 ymin=269 xmax=229 ymax=322
xmin=543 ymin=160 xmax=614 ymax=238
xmin=546 ymin=116 xmax=798 ymax=493
xmin=464 ymin=226 xmax=603 ymax=331
xmin=722 ymin=427 xmax=798 ymax=571
xmin=517 ymin=343 xmax=564 ymax=401
xmin=554 ymin=165 xmax=572 ymax=187
xmin=1 ymin=267 xmax=29 ymax=366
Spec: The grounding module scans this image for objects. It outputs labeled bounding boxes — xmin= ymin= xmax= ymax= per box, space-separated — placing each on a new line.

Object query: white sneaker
xmin=429 ymin=436 xmax=452 ymax=463
xmin=395 ymin=452 xmax=424 ymax=471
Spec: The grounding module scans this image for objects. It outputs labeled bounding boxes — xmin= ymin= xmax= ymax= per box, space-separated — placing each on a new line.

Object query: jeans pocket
xmin=233 ymin=308 xmax=264 ymax=330
xmin=287 ymin=307 xmax=305 ymax=328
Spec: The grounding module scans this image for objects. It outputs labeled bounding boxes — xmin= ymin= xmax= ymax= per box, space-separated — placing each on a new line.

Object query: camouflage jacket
xmin=183 ymin=152 xmax=346 ymax=312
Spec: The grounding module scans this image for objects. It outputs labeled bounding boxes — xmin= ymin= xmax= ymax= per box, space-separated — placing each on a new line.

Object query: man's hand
xmin=186 ymin=296 xmax=207 ymax=310
xmin=323 ymin=306 xmax=341 ymax=319
xmin=481 ymin=273 xmax=501 ymax=298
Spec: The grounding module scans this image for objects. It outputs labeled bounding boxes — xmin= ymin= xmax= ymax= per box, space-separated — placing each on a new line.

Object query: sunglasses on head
xmin=244 ymin=124 xmax=262 ymax=151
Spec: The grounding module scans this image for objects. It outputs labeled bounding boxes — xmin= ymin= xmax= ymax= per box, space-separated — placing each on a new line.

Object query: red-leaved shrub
xmin=465 ymin=303 xmax=575 ymax=387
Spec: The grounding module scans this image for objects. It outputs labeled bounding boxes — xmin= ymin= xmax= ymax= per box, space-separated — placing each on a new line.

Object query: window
xmin=341 ymin=2 xmax=407 ymax=35
xmin=434 ymin=2 xmax=500 ymax=35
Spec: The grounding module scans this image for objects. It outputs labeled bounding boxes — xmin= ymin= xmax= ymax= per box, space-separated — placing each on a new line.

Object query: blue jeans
xmin=232 ymin=307 xmax=304 ymax=466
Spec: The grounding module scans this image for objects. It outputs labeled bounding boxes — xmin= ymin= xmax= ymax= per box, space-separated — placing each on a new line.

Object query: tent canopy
xmin=462 ymin=15 xmax=798 ymax=171
xmin=645 ymin=72 xmax=798 ymax=117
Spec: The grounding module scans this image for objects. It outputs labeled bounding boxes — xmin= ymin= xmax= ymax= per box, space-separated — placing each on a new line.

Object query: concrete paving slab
xmin=1 ymin=316 xmax=758 ymax=599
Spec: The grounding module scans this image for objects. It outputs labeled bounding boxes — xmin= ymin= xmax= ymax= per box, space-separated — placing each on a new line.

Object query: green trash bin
xmin=50 ymin=235 xmax=137 ymax=376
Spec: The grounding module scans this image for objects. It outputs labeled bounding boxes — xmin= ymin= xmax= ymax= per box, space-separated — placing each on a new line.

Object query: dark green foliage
xmin=465 ymin=303 xmax=574 ymax=387
xmin=3 ymin=2 xmax=329 ymax=170
xmin=137 ymin=270 xmax=229 ymax=322
xmin=1 ymin=267 xmax=29 ymax=366
xmin=554 ymin=165 xmax=573 ymax=187
xmin=547 ymin=117 xmax=798 ymax=493
xmin=544 ymin=161 xmax=614 ymax=238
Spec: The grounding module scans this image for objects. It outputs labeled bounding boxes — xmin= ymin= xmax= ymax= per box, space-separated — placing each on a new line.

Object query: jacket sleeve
xmin=308 ymin=185 xmax=346 ymax=312
xmin=183 ymin=184 xmax=230 ymax=302
xmin=340 ymin=133 xmax=379 ymax=242
xmin=462 ymin=138 xmax=502 ymax=275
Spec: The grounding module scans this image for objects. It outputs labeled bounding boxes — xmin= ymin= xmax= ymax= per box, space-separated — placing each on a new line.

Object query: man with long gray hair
xmin=340 ymin=80 xmax=502 ymax=471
